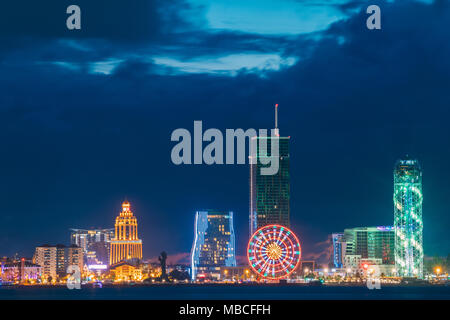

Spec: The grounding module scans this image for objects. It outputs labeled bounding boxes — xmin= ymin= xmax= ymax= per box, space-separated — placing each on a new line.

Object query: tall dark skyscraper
xmin=394 ymin=157 xmax=423 ymax=278
xmin=191 ymin=210 xmax=236 ymax=280
xmin=249 ymin=104 xmax=290 ymax=236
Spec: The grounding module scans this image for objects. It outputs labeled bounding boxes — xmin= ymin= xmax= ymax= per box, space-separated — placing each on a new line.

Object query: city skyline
xmin=0 ymin=0 xmax=450 ymax=263
xmin=0 ymin=155 xmax=442 ymax=268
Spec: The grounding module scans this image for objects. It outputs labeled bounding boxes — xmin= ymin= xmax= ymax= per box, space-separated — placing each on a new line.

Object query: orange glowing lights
xmin=110 ymin=201 xmax=143 ymax=265
xmin=267 ymin=243 xmax=282 ymax=260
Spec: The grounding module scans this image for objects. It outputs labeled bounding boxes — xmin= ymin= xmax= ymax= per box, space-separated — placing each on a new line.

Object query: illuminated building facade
xmin=249 ymin=106 xmax=290 ymax=236
xmin=110 ymin=201 xmax=143 ymax=265
xmin=368 ymin=226 xmax=396 ymax=265
xmin=67 ymin=245 xmax=84 ymax=274
xmin=394 ymin=158 xmax=424 ymax=278
xmin=191 ymin=210 xmax=236 ymax=280
xmin=109 ymin=261 xmax=143 ymax=282
xmin=70 ymin=228 xmax=114 ymax=266
xmin=220 ymin=266 xmax=255 ymax=281
xmin=332 ymin=233 xmax=344 ymax=268
xmin=33 ymin=244 xmax=83 ymax=279
xmin=34 ymin=245 xmax=57 ymax=278
xmin=345 ymin=227 xmax=395 ymax=265
xmin=0 ymin=259 xmax=42 ymax=283
xmin=333 ymin=226 xmax=395 ymax=271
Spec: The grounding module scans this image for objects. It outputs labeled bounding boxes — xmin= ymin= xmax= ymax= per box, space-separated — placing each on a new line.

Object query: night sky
xmin=0 ymin=0 xmax=449 ymax=264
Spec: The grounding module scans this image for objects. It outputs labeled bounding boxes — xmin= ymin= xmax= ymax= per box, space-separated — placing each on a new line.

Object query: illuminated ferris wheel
xmin=247 ymin=224 xmax=301 ymax=280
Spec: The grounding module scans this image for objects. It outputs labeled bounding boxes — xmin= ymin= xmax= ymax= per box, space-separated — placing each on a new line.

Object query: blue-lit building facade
xmin=332 ymin=233 xmax=344 ymax=268
xmin=191 ymin=210 xmax=236 ymax=280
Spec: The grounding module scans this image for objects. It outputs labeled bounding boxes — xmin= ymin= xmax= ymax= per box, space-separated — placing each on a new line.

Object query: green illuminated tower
xmin=393 ymin=157 xmax=423 ymax=278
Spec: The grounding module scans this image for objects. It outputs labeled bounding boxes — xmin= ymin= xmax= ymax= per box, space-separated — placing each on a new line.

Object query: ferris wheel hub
xmin=247 ymin=224 xmax=301 ymax=280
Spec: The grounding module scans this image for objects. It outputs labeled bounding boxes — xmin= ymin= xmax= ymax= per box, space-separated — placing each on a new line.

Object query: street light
xmin=391 ymin=268 xmax=397 ymax=277
xmin=435 ymin=267 xmax=441 ymax=275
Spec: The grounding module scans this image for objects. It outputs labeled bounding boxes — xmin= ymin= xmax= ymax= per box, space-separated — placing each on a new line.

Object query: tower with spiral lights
xmin=393 ymin=157 xmax=423 ymax=278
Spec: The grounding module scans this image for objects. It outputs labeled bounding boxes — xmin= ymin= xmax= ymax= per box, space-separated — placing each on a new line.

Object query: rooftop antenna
xmin=274 ymin=103 xmax=279 ymax=136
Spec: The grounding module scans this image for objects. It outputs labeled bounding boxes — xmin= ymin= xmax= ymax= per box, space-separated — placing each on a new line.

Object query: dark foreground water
xmin=1 ymin=284 xmax=449 ymax=300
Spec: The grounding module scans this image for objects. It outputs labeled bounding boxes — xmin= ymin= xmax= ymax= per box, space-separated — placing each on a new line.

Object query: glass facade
xmin=191 ymin=210 xmax=236 ymax=280
xmin=369 ymin=226 xmax=396 ymax=265
xmin=250 ymin=136 xmax=290 ymax=236
xmin=394 ymin=158 xmax=423 ymax=278
xmin=335 ymin=226 xmax=395 ymax=267
xmin=70 ymin=228 xmax=114 ymax=266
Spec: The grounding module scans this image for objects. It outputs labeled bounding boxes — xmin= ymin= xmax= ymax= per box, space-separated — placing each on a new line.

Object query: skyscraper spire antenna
xmin=274 ymin=103 xmax=279 ymax=136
